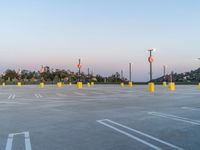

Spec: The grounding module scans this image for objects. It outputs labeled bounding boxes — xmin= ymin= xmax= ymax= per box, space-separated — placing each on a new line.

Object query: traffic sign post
xmin=147 ymin=48 xmax=156 ymax=92
xmin=77 ymin=59 xmax=83 ymax=89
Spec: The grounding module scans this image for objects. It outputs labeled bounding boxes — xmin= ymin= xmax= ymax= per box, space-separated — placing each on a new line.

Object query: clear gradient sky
xmin=0 ymin=0 xmax=200 ymax=81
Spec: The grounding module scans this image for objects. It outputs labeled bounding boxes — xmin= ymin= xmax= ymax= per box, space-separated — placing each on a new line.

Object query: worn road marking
xmin=97 ymin=119 xmax=183 ymax=150
xmin=8 ymin=94 xmax=15 ymax=100
xmin=5 ymin=131 xmax=32 ymax=150
xmin=35 ymin=94 xmax=43 ymax=98
xmin=148 ymin=112 xmax=200 ymax=126
xmin=73 ymin=92 xmax=86 ymax=96
xmin=181 ymin=107 xmax=200 ymax=111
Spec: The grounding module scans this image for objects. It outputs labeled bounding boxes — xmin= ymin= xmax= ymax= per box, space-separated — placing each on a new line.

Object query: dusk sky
xmin=0 ymin=0 xmax=200 ymax=81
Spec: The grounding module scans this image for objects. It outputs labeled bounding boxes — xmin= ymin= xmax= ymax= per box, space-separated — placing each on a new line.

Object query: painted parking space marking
xmin=148 ymin=112 xmax=200 ymax=126
xmin=35 ymin=94 xmax=43 ymax=98
xmin=181 ymin=107 xmax=200 ymax=111
xmin=97 ymin=119 xmax=183 ymax=150
xmin=92 ymin=92 xmax=104 ymax=95
xmin=8 ymin=94 xmax=15 ymax=100
xmin=56 ymin=93 xmax=67 ymax=97
xmin=5 ymin=131 xmax=32 ymax=150
xmin=73 ymin=92 xmax=86 ymax=96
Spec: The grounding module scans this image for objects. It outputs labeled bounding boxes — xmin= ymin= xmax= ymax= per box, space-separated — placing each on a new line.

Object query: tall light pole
xmin=121 ymin=70 xmax=123 ymax=81
xmin=163 ymin=65 xmax=167 ymax=81
xmin=147 ymin=48 xmax=156 ymax=82
xmin=77 ymin=59 xmax=81 ymax=82
xmin=129 ymin=63 xmax=132 ymax=82
xmin=128 ymin=63 xmax=133 ymax=87
xmin=77 ymin=59 xmax=82 ymax=89
xmin=197 ymin=58 xmax=200 ymax=87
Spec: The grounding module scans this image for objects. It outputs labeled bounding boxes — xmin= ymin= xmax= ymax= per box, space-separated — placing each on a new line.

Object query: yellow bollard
xmin=162 ymin=81 xmax=167 ymax=87
xmin=120 ymin=82 xmax=124 ymax=87
xmin=198 ymin=83 xmax=200 ymax=89
xmin=40 ymin=82 xmax=44 ymax=88
xmin=77 ymin=82 xmax=83 ymax=89
xmin=128 ymin=81 xmax=133 ymax=87
xmin=87 ymin=82 xmax=91 ymax=88
xmin=57 ymin=82 xmax=62 ymax=88
xmin=69 ymin=82 xmax=72 ymax=86
xmin=91 ymin=82 xmax=94 ymax=86
xmin=17 ymin=82 xmax=22 ymax=87
xmin=148 ymin=82 xmax=155 ymax=92
xmin=168 ymin=82 xmax=175 ymax=91
xmin=2 ymin=82 xmax=5 ymax=87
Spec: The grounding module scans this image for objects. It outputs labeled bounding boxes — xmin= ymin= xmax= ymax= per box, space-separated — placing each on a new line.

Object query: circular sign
xmin=77 ymin=64 xmax=82 ymax=69
xmin=148 ymin=56 xmax=154 ymax=63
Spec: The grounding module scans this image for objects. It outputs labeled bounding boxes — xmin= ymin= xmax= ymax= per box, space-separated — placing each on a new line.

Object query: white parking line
xmin=92 ymin=92 xmax=104 ymax=95
xmin=8 ymin=94 xmax=15 ymax=100
xmin=56 ymin=93 xmax=66 ymax=97
xmin=181 ymin=107 xmax=200 ymax=111
xmin=73 ymin=92 xmax=86 ymax=96
xmin=148 ymin=112 xmax=200 ymax=126
xmin=97 ymin=119 xmax=183 ymax=150
xmin=35 ymin=94 xmax=43 ymax=98
xmin=5 ymin=131 xmax=32 ymax=150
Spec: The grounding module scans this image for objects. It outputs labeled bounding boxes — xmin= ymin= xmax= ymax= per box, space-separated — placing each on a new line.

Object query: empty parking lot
xmin=0 ymin=85 xmax=200 ymax=150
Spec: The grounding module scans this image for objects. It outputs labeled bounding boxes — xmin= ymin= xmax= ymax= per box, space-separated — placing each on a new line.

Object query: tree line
xmin=0 ymin=68 xmax=127 ymax=84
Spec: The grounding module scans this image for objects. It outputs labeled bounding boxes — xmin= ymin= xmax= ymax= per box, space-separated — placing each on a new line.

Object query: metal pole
xmin=78 ymin=59 xmax=81 ymax=82
xmin=129 ymin=63 xmax=132 ymax=82
xmin=88 ymin=68 xmax=90 ymax=82
xmin=198 ymin=58 xmax=200 ymax=82
xmin=121 ymin=70 xmax=123 ymax=80
xmin=150 ymin=51 xmax=152 ymax=82
xmin=170 ymin=71 xmax=173 ymax=82
xmin=88 ymin=68 xmax=89 ymax=76
xmin=163 ymin=65 xmax=166 ymax=81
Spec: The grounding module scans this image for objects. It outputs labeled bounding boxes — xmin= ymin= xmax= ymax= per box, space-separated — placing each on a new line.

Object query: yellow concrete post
xmin=168 ymin=82 xmax=175 ymax=91
xmin=198 ymin=83 xmax=200 ymax=89
xmin=57 ymin=82 xmax=62 ymax=88
xmin=162 ymin=81 xmax=167 ymax=87
xmin=77 ymin=82 xmax=83 ymax=89
xmin=69 ymin=82 xmax=72 ymax=86
xmin=128 ymin=81 xmax=133 ymax=87
xmin=148 ymin=82 xmax=155 ymax=92
xmin=87 ymin=82 xmax=91 ymax=88
xmin=120 ymin=82 xmax=124 ymax=87
xmin=91 ymin=82 xmax=94 ymax=86
xmin=2 ymin=82 xmax=5 ymax=87
xmin=17 ymin=82 xmax=22 ymax=87
xmin=40 ymin=82 xmax=44 ymax=88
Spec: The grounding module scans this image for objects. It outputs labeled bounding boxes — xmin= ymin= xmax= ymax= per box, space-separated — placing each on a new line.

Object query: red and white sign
xmin=77 ymin=64 xmax=82 ymax=69
xmin=148 ymin=56 xmax=154 ymax=63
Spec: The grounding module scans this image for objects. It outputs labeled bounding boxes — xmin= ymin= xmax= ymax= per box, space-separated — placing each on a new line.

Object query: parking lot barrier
xmin=128 ymin=81 xmax=133 ymax=87
xmin=120 ymin=82 xmax=125 ymax=87
xmin=77 ymin=82 xmax=83 ymax=89
xmin=40 ymin=82 xmax=44 ymax=88
xmin=87 ymin=82 xmax=91 ymax=87
xmin=148 ymin=82 xmax=155 ymax=92
xmin=17 ymin=82 xmax=22 ymax=87
xmin=168 ymin=82 xmax=175 ymax=91
xmin=162 ymin=81 xmax=167 ymax=87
